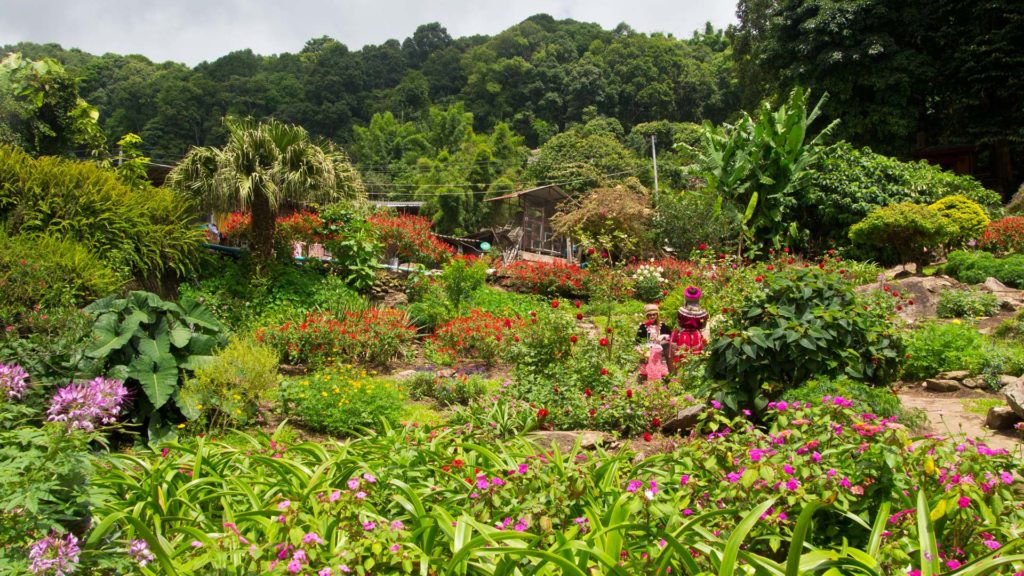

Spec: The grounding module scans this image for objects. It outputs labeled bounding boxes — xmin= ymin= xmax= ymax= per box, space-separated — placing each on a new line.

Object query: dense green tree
xmin=0 ymin=53 xmax=105 ymax=156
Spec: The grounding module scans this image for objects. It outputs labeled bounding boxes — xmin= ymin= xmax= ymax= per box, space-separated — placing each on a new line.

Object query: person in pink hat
xmin=668 ymin=285 xmax=708 ymax=370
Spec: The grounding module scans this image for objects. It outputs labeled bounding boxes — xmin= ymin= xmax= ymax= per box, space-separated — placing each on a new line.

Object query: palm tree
xmin=167 ymin=117 xmax=363 ymax=261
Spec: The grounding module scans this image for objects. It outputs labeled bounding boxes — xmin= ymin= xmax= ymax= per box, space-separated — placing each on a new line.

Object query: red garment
xmin=670 ymin=315 xmax=706 ymax=361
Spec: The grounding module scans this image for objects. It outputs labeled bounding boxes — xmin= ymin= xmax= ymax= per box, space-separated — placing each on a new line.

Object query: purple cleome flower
xmin=0 ymin=362 xmax=30 ymax=400
xmin=46 ymin=377 xmax=128 ymax=432
xmin=28 ymin=532 xmax=80 ymax=576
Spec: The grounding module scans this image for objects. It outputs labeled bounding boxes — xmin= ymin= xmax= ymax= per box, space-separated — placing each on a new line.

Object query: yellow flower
xmin=233 ymin=394 xmax=241 ymax=400
xmin=196 ymin=404 xmax=204 ymax=410
xmin=321 ymin=391 xmax=328 ymax=397
xmin=177 ymin=423 xmax=186 ymax=429
xmin=951 ymin=319 xmax=962 ymax=325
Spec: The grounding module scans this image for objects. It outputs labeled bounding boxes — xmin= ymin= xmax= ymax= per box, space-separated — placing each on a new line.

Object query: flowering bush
xmin=425 ymin=309 xmax=522 ymax=366
xmin=497 ymin=260 xmax=590 ymax=298
xmin=628 ymin=262 xmax=667 ymax=302
xmin=275 ymin=211 xmax=324 ymax=244
xmin=258 ymin=308 xmax=416 ymax=368
xmin=978 ymin=216 xmax=1024 ymax=254
xmin=278 ymin=365 xmax=405 ymax=434
xmin=27 ymin=532 xmax=80 ymax=576
xmin=0 ymin=362 xmax=29 ymax=400
xmin=367 ymin=212 xmax=454 ymax=267
xmin=46 ymin=376 xmax=128 ymax=432
xmin=707 ymin=266 xmax=905 ymax=414
xmin=83 ymin=398 xmax=1024 ymax=575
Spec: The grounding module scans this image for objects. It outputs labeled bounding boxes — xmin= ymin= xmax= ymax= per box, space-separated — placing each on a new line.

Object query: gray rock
xmin=962 ymin=376 xmax=986 ymax=389
xmin=391 ymin=369 xmax=420 ymax=381
xmin=1003 ymin=380 xmax=1024 ymax=419
xmin=923 ymin=379 xmax=961 ymax=393
xmin=985 ymin=406 xmax=1022 ymax=431
xmin=937 ymin=370 xmax=970 ymax=381
xmin=661 ymin=405 xmax=706 ymax=435
xmin=527 ymin=430 xmax=610 ymax=453
xmin=999 ymin=374 xmax=1022 ymax=389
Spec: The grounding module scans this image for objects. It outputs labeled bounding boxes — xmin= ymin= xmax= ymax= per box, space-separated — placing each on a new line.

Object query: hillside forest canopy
xmin=2 ymin=4 xmax=1022 ymax=199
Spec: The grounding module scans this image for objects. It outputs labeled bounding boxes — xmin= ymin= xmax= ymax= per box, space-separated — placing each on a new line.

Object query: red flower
xmin=699 ymin=243 xmax=707 ymax=250
xmin=584 ymin=388 xmax=592 ymax=397
xmin=589 ymin=409 xmax=596 ymax=417
xmin=551 ymin=300 xmax=559 ymax=308
xmin=452 ymin=459 xmax=465 ymax=469
xmin=600 ymin=367 xmax=608 ymax=376
xmin=587 ymin=247 xmax=596 ymax=255
xmin=599 ymin=338 xmax=609 ymax=346
xmin=643 ymin=432 xmax=653 ymax=442
xmin=606 ymin=327 xmax=613 ymax=334
xmin=530 ymin=310 xmax=537 ymax=317
xmin=652 ymin=417 xmax=661 ymax=427
xmin=839 ymin=269 xmax=846 ymax=274
xmin=570 ymin=335 xmax=578 ymax=344
xmin=626 ymin=389 xmax=633 ymax=398
xmin=576 ymin=312 xmax=584 ymax=320
xmin=907 ymin=299 xmax=914 ymax=305
xmin=537 ymin=408 xmax=549 ymax=419
xmin=755 ymin=275 xmax=764 ymax=282
xmin=574 ymin=300 xmax=582 ymax=308
xmin=766 ymin=264 xmax=774 ymax=271
xmin=783 ymin=247 xmax=790 ymax=253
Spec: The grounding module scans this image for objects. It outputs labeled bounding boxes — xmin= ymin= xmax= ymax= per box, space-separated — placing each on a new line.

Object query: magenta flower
xmin=287 ymin=558 xmax=302 ymax=573
xmin=362 ymin=522 xmax=376 ymax=531
xmin=984 ymin=539 xmax=1001 ymax=550
xmin=347 ymin=478 xmax=360 ymax=490
xmin=811 ymin=451 xmax=822 ymax=463
xmin=1000 ymin=471 xmax=1014 ymax=485
xmin=302 ymin=532 xmax=324 ymax=545
xmin=679 ymin=474 xmax=690 ymax=486
xmin=47 ymin=377 xmax=128 ymax=432
xmin=785 ymin=478 xmax=800 ymax=491
xmin=354 ymin=491 xmax=367 ymax=500
xmin=389 ymin=543 xmax=400 ymax=553
xmin=783 ymin=464 xmax=795 ymax=475
xmin=278 ymin=500 xmax=291 ymax=510
xmin=726 ymin=469 xmax=745 ymax=483
xmin=28 ymin=532 xmax=80 ymax=576
xmin=626 ymin=480 xmax=643 ymax=492
xmin=390 ymin=520 xmax=405 ymax=531
xmin=517 ymin=463 xmax=529 ymax=474
xmin=0 ymin=362 xmax=29 ymax=399
xmin=476 ymin=477 xmax=490 ymax=490
xmin=329 ymin=491 xmax=341 ymax=502
xmin=319 ymin=568 xmax=333 ymax=576
xmin=958 ymin=496 xmax=971 ymax=508
xmin=362 ymin=473 xmax=377 ymax=483
xmin=128 ymin=539 xmax=155 ymax=567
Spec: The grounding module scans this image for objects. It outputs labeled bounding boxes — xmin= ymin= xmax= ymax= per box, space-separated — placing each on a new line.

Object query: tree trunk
xmin=251 ymin=191 xmax=276 ymax=262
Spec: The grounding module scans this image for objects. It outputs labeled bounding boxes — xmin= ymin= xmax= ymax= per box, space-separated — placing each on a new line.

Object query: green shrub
xmin=652 ymin=190 xmax=738 ymax=256
xmin=706 ymin=266 xmax=904 ymax=414
xmin=179 ymin=337 xmax=280 ymax=433
xmin=83 ymin=291 xmax=228 ymax=439
xmin=407 ymin=372 xmax=489 ymax=406
xmin=0 ymin=306 xmax=93 ymax=385
xmin=942 ymin=250 xmax=1024 ymax=288
xmin=936 ymin=288 xmax=1000 ymax=318
xmin=440 ymin=257 xmax=488 ymax=311
xmin=0 ymin=145 xmax=204 ymax=280
xmin=779 ymin=376 xmax=924 ymax=426
xmin=803 ymin=142 xmax=1000 ymax=246
xmin=929 ymin=195 xmax=989 ymax=249
xmin=0 ymin=232 xmax=125 ymax=325
xmin=849 ymin=203 xmax=956 ymax=269
xmin=318 ymin=205 xmax=381 ymax=292
xmin=278 ymin=366 xmax=405 ymax=434
xmin=311 ymin=274 xmax=369 ymax=315
xmin=903 ymin=321 xmax=988 ymax=380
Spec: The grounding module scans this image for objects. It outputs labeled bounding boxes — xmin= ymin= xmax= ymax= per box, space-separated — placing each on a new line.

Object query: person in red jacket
xmin=668 ymin=285 xmax=708 ymax=371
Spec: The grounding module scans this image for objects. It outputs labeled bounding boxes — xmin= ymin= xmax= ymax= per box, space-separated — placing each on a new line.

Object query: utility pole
xmin=651 ymin=134 xmax=659 ymax=203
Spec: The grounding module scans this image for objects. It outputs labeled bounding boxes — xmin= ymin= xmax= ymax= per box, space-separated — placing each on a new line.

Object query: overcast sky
xmin=1 ymin=0 xmax=738 ymax=66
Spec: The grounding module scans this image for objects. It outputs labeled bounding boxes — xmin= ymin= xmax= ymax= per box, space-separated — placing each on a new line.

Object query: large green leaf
xmin=179 ymin=297 xmax=225 ymax=332
xmin=167 ymin=317 xmax=192 ymax=348
xmin=136 ymin=336 xmax=171 ymax=362
xmin=87 ymin=312 xmax=140 ymax=359
xmin=127 ymin=353 xmax=179 ymax=409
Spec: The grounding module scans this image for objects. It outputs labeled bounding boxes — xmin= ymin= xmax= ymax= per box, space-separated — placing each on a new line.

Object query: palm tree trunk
xmin=251 ymin=190 xmax=276 ymax=262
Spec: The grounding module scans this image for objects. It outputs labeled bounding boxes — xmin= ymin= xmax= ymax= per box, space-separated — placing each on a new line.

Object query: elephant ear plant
xmin=83 ymin=291 xmax=227 ymax=441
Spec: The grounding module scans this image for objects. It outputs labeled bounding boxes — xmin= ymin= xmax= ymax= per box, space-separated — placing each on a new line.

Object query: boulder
xmin=1003 ymin=380 xmax=1024 ymax=419
xmin=856 ymin=275 xmax=961 ymax=323
xmin=527 ymin=430 xmax=610 ymax=452
xmin=978 ymin=277 xmax=1024 ymax=311
xmin=999 ymin=374 xmax=1022 ymax=389
xmin=962 ymin=376 xmax=986 ymax=389
xmin=923 ymin=379 xmax=961 ymax=393
xmin=937 ymin=370 xmax=970 ymax=381
xmin=661 ymin=405 xmax=706 ymax=435
xmin=985 ymin=406 xmax=1022 ymax=431
xmin=391 ymin=369 xmax=421 ymax=381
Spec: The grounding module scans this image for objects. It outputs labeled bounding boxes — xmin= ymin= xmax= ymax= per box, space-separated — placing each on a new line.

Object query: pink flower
xmin=363 ymin=473 xmax=377 ymax=483
xmin=390 ymin=520 xmax=405 ymax=531
xmin=329 ymin=491 xmax=341 ymax=502
xmin=319 ymin=569 xmax=333 ymax=576
xmin=302 ymin=532 xmax=323 ymax=545
xmin=363 ymin=522 xmax=376 ymax=531
xmin=278 ymin=500 xmax=291 ymax=510
xmin=354 ymin=491 xmax=367 ymax=500
xmin=811 ymin=452 xmax=821 ymax=463
xmin=627 ymin=480 xmax=643 ymax=493
xmin=679 ymin=474 xmax=690 ymax=486
xmin=518 ymin=463 xmax=529 ymax=474
xmin=958 ymin=496 xmax=971 ymax=508
xmin=347 ymin=478 xmax=360 ymax=490
xmin=288 ymin=559 xmax=302 ymax=573
xmin=984 ymin=539 xmax=1001 ymax=550
xmin=785 ymin=478 xmax=800 ymax=491
xmin=1000 ymin=471 xmax=1014 ymax=485
xmin=783 ymin=464 xmax=795 ymax=475
xmin=390 ymin=544 xmax=401 ymax=553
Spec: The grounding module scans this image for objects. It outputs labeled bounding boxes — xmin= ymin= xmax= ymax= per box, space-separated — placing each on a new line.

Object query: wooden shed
xmin=485 ymin=185 xmax=573 ymax=262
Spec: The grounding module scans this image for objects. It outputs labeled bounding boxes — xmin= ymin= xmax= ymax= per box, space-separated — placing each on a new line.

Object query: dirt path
xmin=897 ymin=389 xmax=1022 ymax=455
